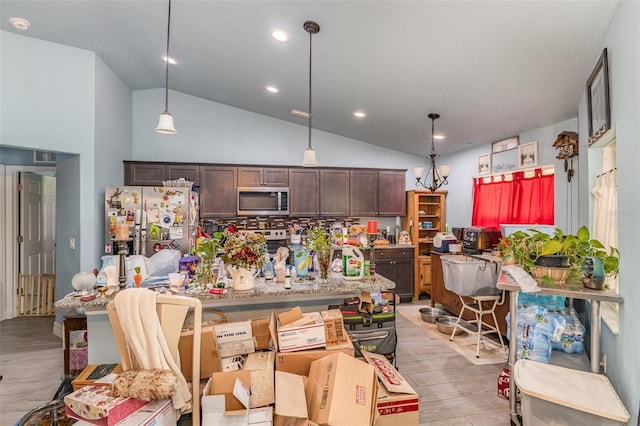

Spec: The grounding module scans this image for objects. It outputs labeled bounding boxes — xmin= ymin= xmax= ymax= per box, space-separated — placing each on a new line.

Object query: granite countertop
xmin=288 ymin=244 xmax=416 ymax=250
xmin=54 ymin=272 xmax=396 ymax=311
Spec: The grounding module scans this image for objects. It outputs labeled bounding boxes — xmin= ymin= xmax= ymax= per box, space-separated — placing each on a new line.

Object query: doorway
xmin=1 ymin=165 xmax=56 ymax=320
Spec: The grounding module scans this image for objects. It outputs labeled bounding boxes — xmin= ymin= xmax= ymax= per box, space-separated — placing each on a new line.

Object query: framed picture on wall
xmin=586 ymin=48 xmax=611 ymax=145
xmin=491 ymin=136 xmax=519 ymax=153
xmin=477 ymin=154 xmax=491 ymax=175
xmin=518 ymin=141 xmax=538 ymax=168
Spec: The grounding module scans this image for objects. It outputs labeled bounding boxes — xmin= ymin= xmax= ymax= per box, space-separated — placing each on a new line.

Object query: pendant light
xmin=414 ymin=113 xmax=450 ymax=192
xmin=301 ymin=21 xmax=320 ymax=167
xmin=155 ymin=0 xmax=177 ymax=134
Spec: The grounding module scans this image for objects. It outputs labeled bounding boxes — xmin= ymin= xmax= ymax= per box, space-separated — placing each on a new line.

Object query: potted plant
xmin=499 ymin=226 xmax=619 ymax=286
xmin=221 ymin=231 xmax=267 ymax=290
xmin=306 ymin=227 xmax=333 ymax=279
xmin=194 ymin=231 xmax=226 ymax=285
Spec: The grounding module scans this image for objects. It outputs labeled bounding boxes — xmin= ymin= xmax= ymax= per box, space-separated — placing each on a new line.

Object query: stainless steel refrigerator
xmin=104 ymin=185 xmax=199 ymax=256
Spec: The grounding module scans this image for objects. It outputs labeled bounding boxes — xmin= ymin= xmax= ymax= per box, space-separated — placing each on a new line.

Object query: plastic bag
xmin=146 ymin=249 xmax=180 ymax=277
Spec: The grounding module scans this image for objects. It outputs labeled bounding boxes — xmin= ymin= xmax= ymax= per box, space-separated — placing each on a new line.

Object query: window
xmin=471 ymin=167 xmax=555 ymax=229
xmin=592 ymin=134 xmax=618 ymax=330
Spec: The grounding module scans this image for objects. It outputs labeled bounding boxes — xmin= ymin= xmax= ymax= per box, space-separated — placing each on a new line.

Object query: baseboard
xmin=53 ymin=321 xmax=62 ymax=338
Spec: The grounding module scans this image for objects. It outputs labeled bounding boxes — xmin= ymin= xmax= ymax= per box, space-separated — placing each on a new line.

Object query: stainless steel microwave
xmin=237 ymin=187 xmax=289 ymax=216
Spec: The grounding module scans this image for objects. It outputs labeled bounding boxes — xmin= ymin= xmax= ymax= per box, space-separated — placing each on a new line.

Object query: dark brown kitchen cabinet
xmin=378 ymin=170 xmax=406 ymax=216
xmin=319 ymin=169 xmax=349 ymax=216
xmin=237 ymin=167 xmax=288 ymax=187
xmin=200 ymin=166 xmax=237 ymax=217
xmin=288 ymin=168 xmax=319 ymax=216
xmin=167 ymin=164 xmax=200 ymax=186
xmin=124 ymin=162 xmax=166 ymax=186
xmin=349 ymin=169 xmax=406 ymax=216
xmin=124 ymin=162 xmax=200 ymax=187
xmin=430 ymin=252 xmax=509 ymax=335
xmin=374 ymin=247 xmax=415 ymax=302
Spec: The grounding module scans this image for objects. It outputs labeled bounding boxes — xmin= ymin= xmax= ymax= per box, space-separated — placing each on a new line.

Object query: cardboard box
xmin=221 ymin=355 xmax=246 ymax=372
xmin=203 ymin=376 xmax=273 ymax=425
xmin=362 ymin=351 xmax=419 ymax=426
xmin=64 ymin=386 xmax=148 ymax=426
xmin=72 ymin=399 xmax=176 ymax=426
xmin=252 ymin=317 xmax=272 ymax=350
xmin=179 ymin=325 xmax=221 ymax=380
xmin=72 ymin=364 xmax=123 ymax=391
xmin=244 ymin=351 xmax=275 ymax=408
xmin=207 ymin=371 xmax=253 ymax=412
xmin=320 ymin=310 xmax=349 ymax=346
xmin=275 ymin=347 xmax=354 ymax=376
xmin=277 ymin=311 xmax=326 ymax=352
xmin=274 ymin=371 xmax=316 ymax=426
xmin=306 ymin=352 xmax=378 ymax=426
xmin=214 ymin=320 xmax=255 ymax=358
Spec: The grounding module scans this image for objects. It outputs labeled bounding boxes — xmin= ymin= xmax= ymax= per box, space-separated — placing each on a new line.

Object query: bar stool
xmin=441 ymin=255 xmax=505 ymax=358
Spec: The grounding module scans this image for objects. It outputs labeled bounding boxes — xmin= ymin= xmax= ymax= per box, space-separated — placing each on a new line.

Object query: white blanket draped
xmin=113 ymin=288 xmax=191 ymax=413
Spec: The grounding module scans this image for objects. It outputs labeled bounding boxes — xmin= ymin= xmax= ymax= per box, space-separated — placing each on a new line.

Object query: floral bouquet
xmin=221 ymin=231 xmax=267 ymax=270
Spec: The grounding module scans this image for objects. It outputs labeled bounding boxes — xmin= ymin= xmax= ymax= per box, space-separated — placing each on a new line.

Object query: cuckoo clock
xmin=553 ymin=131 xmax=579 ymax=182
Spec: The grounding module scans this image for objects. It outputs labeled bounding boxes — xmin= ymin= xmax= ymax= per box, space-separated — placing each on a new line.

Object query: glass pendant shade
xmin=301 ymin=148 xmax=319 ymax=167
xmin=413 ymin=167 xmax=425 ymax=179
xmin=439 ymin=165 xmax=451 ymax=178
xmin=155 ymin=112 xmax=177 ymax=134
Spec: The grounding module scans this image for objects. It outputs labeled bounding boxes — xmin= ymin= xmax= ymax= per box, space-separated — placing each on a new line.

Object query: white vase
xmin=227 ymin=266 xmax=258 ymax=290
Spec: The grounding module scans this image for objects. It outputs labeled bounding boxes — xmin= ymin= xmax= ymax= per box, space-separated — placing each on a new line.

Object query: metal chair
xmin=441 ymin=255 xmax=505 ymax=358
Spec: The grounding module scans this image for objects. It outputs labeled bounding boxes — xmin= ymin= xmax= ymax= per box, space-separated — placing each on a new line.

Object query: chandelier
xmin=413 ymin=113 xmax=450 ymax=192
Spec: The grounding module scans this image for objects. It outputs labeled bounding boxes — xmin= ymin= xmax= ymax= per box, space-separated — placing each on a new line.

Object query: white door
xmin=20 ymin=172 xmax=56 ymax=274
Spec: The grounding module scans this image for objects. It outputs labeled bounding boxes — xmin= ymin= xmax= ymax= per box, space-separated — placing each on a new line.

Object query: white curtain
xmin=591 ymin=169 xmax=618 ymax=299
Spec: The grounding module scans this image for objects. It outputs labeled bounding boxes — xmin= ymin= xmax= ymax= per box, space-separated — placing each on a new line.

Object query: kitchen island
xmin=55 ymin=272 xmax=395 ymax=364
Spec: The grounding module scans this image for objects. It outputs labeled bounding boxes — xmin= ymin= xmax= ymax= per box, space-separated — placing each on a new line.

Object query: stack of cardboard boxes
xmin=198 ymin=304 xmax=418 ymax=426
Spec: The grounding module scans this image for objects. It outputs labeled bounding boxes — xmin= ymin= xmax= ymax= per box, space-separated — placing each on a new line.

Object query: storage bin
xmin=441 ymin=255 xmax=502 ymax=296
xmin=514 ymin=359 xmax=629 ymax=426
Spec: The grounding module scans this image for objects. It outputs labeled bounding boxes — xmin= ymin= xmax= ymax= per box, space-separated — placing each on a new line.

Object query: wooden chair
xmin=107 ymin=293 xmax=202 ymax=425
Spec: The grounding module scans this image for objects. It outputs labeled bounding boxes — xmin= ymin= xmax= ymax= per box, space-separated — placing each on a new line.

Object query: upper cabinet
xmin=167 ymin=164 xmax=201 ymax=186
xmin=237 ymin=167 xmax=288 ymax=187
xmin=124 ymin=162 xmax=166 ymax=186
xmin=350 ymin=169 xmax=406 ymax=216
xmin=288 ymin=169 xmax=319 ymax=216
xmin=125 ymin=161 xmax=406 ymax=218
xmin=319 ymin=169 xmax=350 ymax=217
xmin=200 ymin=166 xmax=237 ymax=218
xmin=124 ymin=162 xmax=200 ymax=186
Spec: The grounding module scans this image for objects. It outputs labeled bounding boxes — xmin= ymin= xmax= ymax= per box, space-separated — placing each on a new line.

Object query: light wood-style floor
xmin=0 ymin=302 xmax=510 ymax=426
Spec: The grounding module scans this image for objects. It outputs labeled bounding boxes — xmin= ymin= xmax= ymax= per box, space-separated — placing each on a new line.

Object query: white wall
xmin=132 ymin=89 xmax=424 ymax=172
xmin=579 ymin=1 xmax=640 ymax=423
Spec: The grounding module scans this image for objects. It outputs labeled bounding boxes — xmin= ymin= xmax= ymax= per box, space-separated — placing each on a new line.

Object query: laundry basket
xmin=441 ymin=255 xmax=502 ymax=297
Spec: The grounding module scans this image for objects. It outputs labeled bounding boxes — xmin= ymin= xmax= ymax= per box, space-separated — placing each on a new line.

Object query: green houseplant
xmin=194 ymin=231 xmax=226 ymax=285
xmin=306 ymin=227 xmax=333 ymax=279
xmin=499 ymin=226 xmax=619 ymax=285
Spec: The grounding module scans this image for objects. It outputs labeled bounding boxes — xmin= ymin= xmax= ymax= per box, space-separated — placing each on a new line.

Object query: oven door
xmin=237 ymin=187 xmax=288 ymax=216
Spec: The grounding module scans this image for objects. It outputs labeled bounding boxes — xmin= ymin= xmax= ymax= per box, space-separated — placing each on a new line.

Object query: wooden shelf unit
xmin=403 ymin=190 xmax=447 ymax=300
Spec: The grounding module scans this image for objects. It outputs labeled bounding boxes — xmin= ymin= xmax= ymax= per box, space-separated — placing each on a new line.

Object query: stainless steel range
xmin=253 ymin=229 xmax=288 ymax=255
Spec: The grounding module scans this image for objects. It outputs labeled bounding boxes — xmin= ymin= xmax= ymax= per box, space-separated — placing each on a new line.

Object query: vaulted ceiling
xmin=0 ymin=1 xmax=618 ymax=156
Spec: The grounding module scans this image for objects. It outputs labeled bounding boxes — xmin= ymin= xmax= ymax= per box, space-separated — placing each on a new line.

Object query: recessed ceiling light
xmin=434 ymin=135 xmax=445 ymax=140
xmin=265 ymin=85 xmax=279 ymax=94
xmin=272 ymin=29 xmax=288 ymax=42
xmin=162 ymin=55 xmax=177 ymax=65
xmin=290 ymin=108 xmax=310 ymax=119
xmin=10 ymin=17 xmax=30 ymax=31
xmin=353 ymin=111 xmax=366 ymax=118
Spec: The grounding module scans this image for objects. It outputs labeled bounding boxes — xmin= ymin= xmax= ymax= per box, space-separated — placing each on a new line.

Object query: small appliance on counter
xmin=462 ymin=226 xmax=502 ymax=254
xmin=433 ymin=232 xmax=457 ymax=253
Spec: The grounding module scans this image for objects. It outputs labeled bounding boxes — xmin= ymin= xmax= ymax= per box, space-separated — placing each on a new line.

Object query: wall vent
xmin=33 ymin=150 xmax=57 ymax=163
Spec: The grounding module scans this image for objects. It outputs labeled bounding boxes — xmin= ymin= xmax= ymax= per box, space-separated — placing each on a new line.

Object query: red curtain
xmin=472 ymin=169 xmax=554 ymax=228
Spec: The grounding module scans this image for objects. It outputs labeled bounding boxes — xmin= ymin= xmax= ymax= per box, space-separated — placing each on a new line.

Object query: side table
xmin=63 ymin=310 xmax=87 ymax=377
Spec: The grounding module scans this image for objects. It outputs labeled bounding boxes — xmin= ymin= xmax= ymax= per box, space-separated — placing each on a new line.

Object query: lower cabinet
xmin=374 ymin=248 xmax=415 ymax=303
xmin=430 ymin=252 xmax=509 ymax=335
xmin=416 ymin=256 xmax=432 ymax=299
